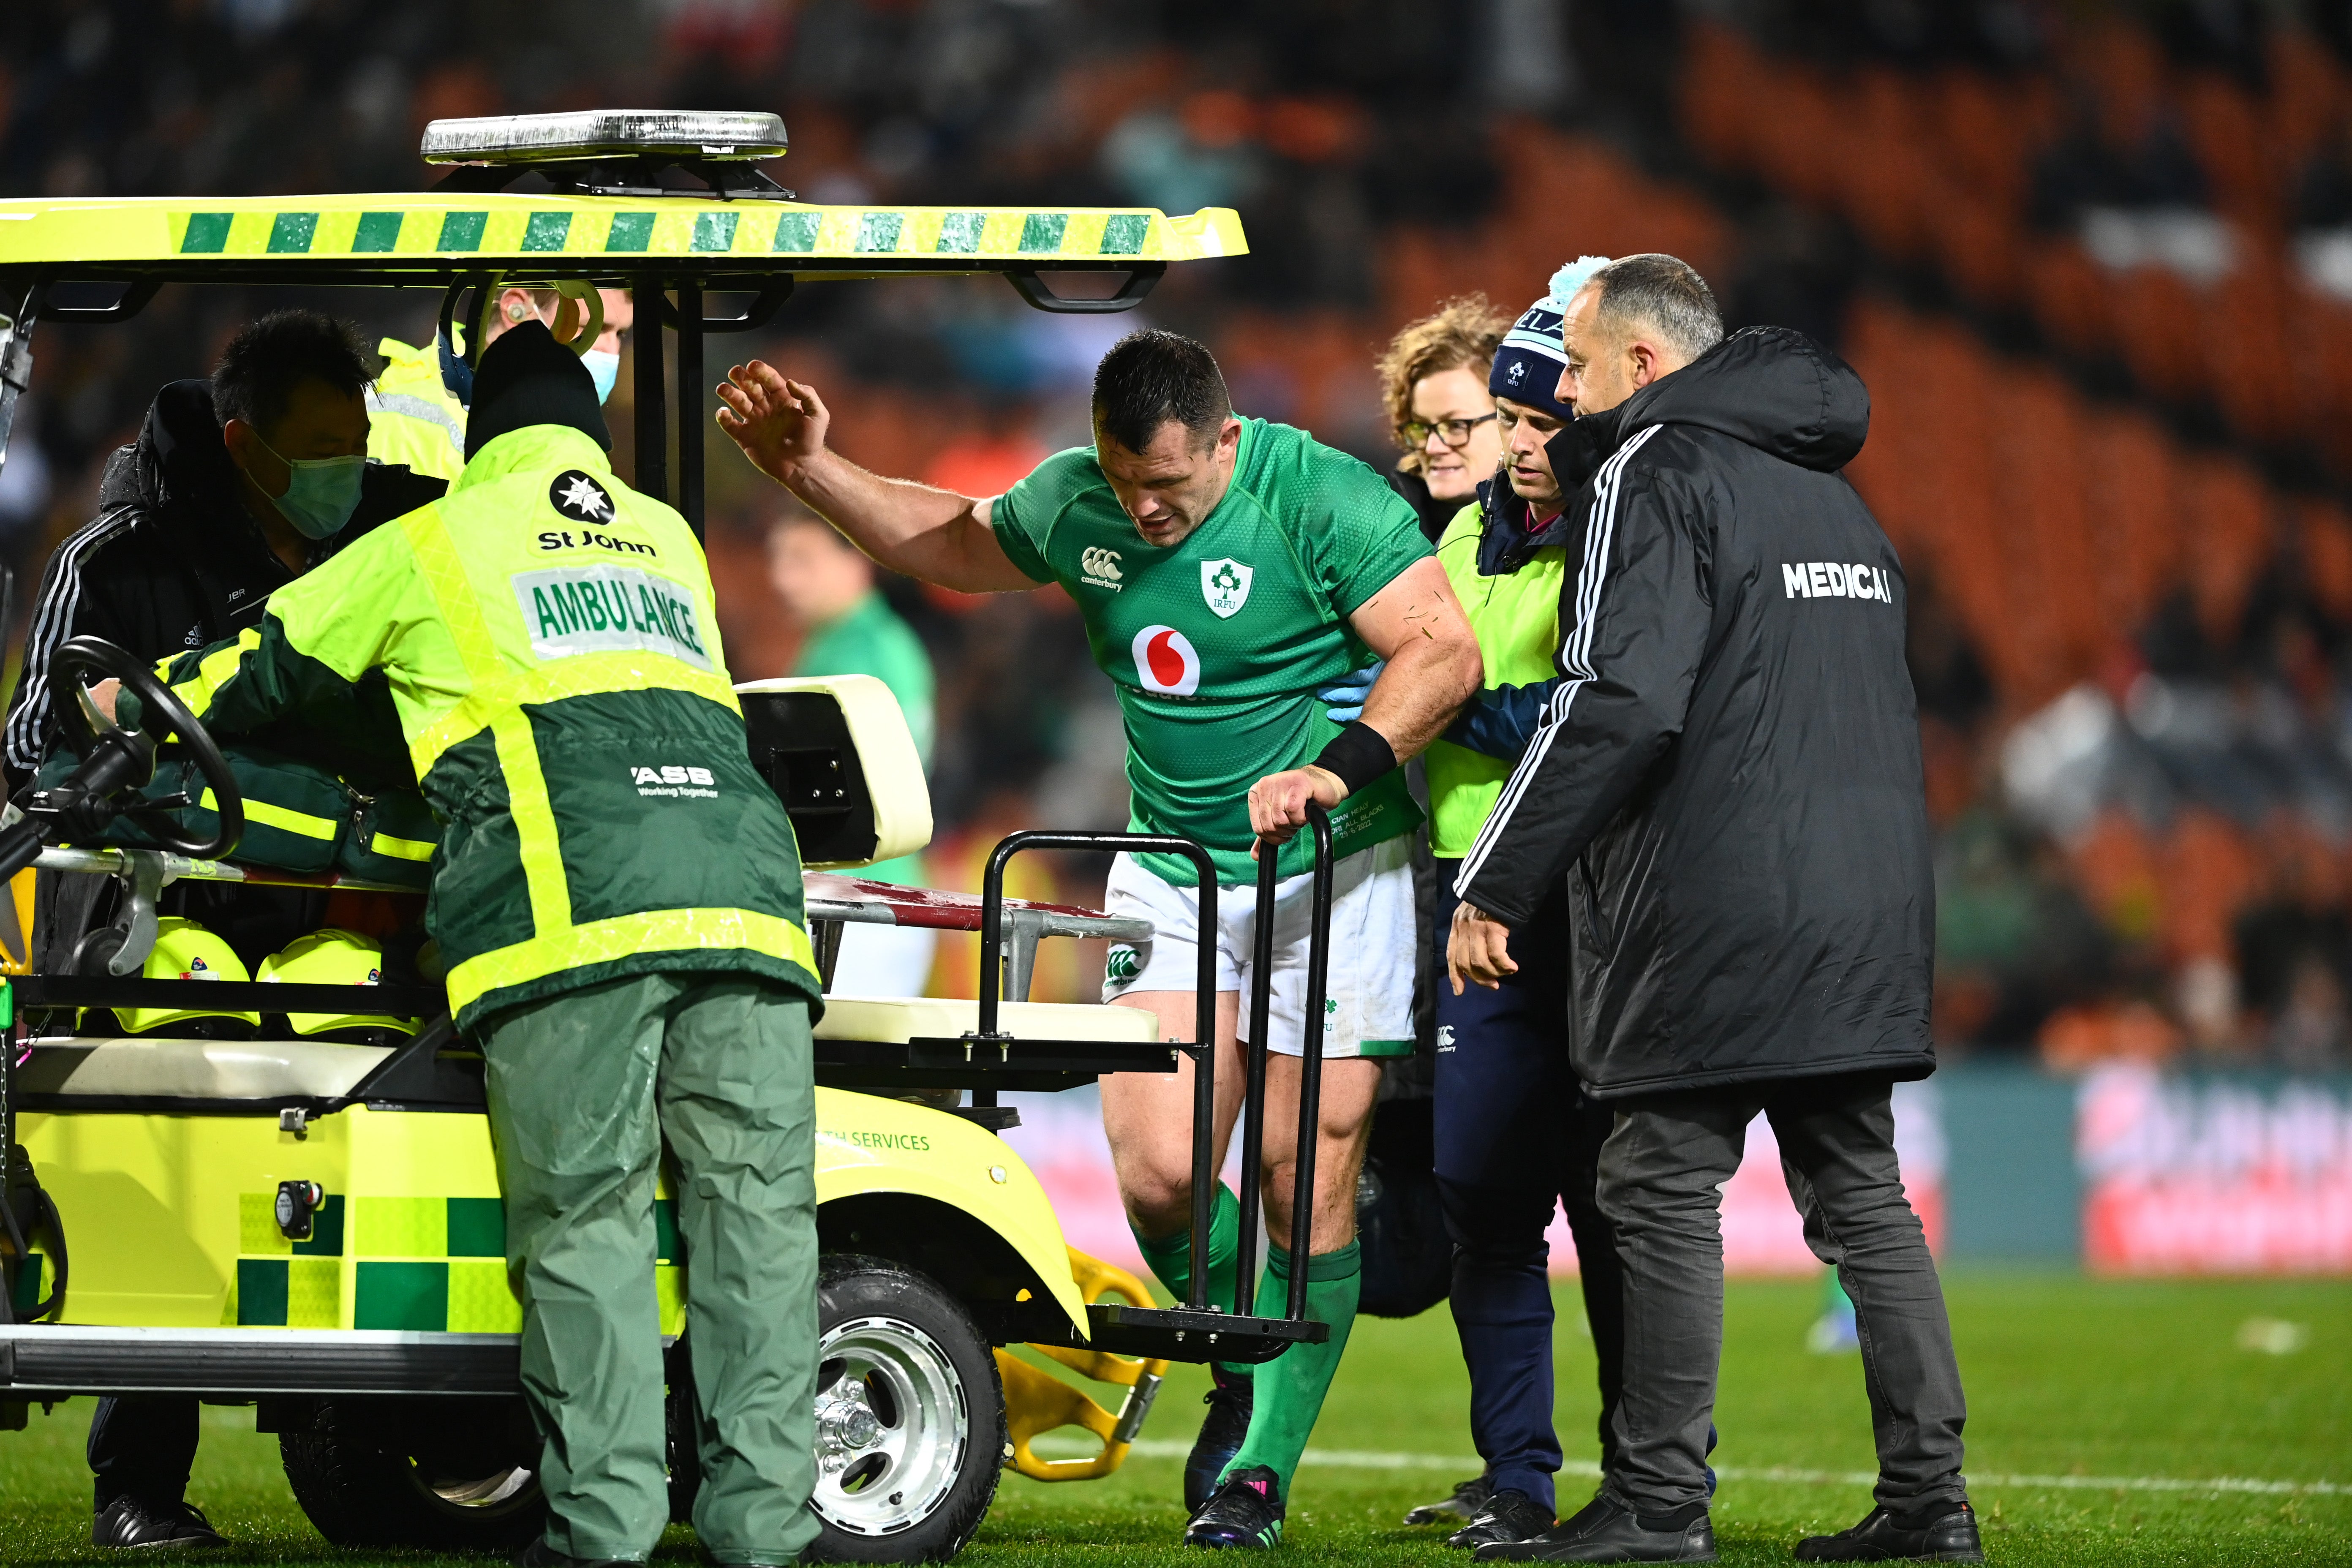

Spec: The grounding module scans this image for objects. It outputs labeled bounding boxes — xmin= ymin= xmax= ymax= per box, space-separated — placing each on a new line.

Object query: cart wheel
xmin=804 ymin=1255 xmax=1005 ymax=1563
xmin=278 ymin=1396 xmax=544 ymax=1552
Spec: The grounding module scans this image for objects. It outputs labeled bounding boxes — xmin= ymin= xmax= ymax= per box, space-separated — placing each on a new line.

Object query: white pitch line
xmin=1111 ymin=1441 xmax=2345 ymax=1497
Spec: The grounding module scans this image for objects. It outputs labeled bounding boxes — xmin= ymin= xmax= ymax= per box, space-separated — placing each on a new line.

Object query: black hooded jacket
xmin=1453 ymin=327 xmax=1935 ymax=1098
xmin=1 ymin=380 xmax=444 ymax=797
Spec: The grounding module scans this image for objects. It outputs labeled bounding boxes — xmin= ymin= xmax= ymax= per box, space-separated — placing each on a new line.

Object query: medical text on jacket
xmin=1782 ymin=561 xmax=1892 ymax=602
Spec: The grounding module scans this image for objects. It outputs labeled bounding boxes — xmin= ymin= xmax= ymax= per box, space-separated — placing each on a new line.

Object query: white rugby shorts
xmin=1100 ymin=835 xmax=1416 ymax=1059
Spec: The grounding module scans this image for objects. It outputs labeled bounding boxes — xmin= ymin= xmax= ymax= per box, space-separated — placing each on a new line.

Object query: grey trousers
xmin=1596 ymin=1074 xmax=1968 ymax=1516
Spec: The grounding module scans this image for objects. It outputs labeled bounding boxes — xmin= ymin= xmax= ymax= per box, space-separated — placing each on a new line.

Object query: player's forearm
xmin=1358 ymin=628 xmax=1483 ymax=762
xmin=778 ymin=448 xmax=989 ymax=583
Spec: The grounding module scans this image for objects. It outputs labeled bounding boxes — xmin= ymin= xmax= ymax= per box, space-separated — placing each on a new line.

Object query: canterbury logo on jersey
xmin=1081 ymin=546 xmax=1124 ymax=590
xmin=514 ymin=565 xmax=713 ymax=670
xmin=1131 ymin=624 xmax=1201 ymax=696
xmin=1783 ymin=561 xmax=1892 ymax=603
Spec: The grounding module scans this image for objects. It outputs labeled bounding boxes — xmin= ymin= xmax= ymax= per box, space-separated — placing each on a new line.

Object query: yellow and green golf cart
xmin=0 ymin=112 xmax=1334 ymax=1563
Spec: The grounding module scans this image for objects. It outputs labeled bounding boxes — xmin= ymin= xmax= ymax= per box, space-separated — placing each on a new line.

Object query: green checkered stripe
xmin=9 ymin=1252 xmax=47 ymax=1316
xmin=171 ymin=205 xmax=1161 ymax=261
xmin=235 ymin=1193 xmax=684 ymax=1332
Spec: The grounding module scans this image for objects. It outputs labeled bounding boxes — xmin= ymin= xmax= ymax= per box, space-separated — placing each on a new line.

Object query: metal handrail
xmin=977 ymin=830 xmax=1221 ymax=1312
xmin=1231 ymin=802 xmax=1334 ymax=1324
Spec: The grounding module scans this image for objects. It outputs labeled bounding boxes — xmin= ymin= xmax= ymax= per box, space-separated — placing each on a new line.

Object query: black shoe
xmin=1184 ymin=1366 xmax=1255 ymax=1514
xmin=1407 ymin=1473 xmax=1497 ymax=1526
xmin=1794 ymin=1502 xmax=1984 ymax=1563
xmin=92 ymin=1496 xmax=226 ymax=1549
xmin=1474 ymin=1490 xmax=1715 ymax=1563
xmin=1448 ymin=1489 xmax=1556 ymax=1550
xmin=512 ymin=1539 xmax=636 ymax=1568
xmin=1184 ymin=1465 xmax=1285 ymax=1549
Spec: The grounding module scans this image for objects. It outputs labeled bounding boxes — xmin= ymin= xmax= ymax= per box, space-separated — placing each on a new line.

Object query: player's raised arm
xmin=715 ymin=359 xmax=1041 ymax=593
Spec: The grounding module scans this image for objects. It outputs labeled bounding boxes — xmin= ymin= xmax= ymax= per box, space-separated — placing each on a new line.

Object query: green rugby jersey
xmin=991 ymin=417 xmax=1431 ymax=885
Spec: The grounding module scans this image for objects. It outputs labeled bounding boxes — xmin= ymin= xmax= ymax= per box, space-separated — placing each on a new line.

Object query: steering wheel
xmin=46 ymin=635 xmax=245 ymax=860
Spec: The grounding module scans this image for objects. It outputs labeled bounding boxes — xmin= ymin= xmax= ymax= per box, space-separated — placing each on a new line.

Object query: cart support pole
xmin=1230 ymin=840 xmax=1279 ymax=1323
xmin=633 ymin=273 xmax=666 ymax=506
xmin=1288 ymin=802 xmax=1333 ymax=1320
xmin=675 ymin=280 xmax=704 ymax=539
xmin=1184 ymin=871 xmax=1217 ymax=1311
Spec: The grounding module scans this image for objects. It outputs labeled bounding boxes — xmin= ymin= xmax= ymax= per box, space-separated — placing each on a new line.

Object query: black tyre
xmin=279 ymin=1396 xmax=545 ymax=1552
xmin=803 ymin=1254 xmax=1005 ymax=1563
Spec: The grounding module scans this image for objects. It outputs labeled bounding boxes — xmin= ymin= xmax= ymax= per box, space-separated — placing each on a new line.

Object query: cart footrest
xmin=1083 ymin=1304 xmax=1328 ymax=1364
xmin=0 ymin=1326 xmax=523 ymax=1398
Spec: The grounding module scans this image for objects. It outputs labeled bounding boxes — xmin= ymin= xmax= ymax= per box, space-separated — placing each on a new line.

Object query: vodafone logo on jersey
xmin=1130 ymin=624 xmax=1201 ymax=696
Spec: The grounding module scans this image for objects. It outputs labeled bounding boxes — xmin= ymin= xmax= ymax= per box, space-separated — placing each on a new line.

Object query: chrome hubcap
xmin=417 ymin=1465 xmax=536 ymax=1508
xmin=810 ymin=1315 xmax=967 ymax=1537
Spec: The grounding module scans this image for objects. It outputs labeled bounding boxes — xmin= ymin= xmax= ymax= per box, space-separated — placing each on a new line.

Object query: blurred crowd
xmin=3 ymin=0 xmax=2352 ymax=1068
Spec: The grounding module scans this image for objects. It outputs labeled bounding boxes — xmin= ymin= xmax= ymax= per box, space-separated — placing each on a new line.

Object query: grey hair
xmin=1586 ymin=253 xmax=1724 ymax=362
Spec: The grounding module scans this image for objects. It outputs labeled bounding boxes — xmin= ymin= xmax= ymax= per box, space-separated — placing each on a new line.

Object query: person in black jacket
xmin=1 ymin=310 xmax=444 ymax=1552
xmin=2 ymin=310 xmax=441 ymax=800
xmin=1450 ymin=257 xmax=1977 ymax=1566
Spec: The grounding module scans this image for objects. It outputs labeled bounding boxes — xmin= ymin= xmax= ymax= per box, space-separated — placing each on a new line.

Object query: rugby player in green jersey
xmin=717 ymin=330 xmax=1481 ymax=1549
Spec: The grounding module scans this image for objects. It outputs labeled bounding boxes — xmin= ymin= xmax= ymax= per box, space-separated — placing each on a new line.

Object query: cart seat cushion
xmin=18 ymin=1037 xmax=394 ymax=1102
xmin=814 ymin=997 xmax=1160 ymax=1045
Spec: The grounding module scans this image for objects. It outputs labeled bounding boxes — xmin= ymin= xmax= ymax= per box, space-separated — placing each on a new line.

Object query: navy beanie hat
xmin=1489 ymin=255 xmax=1611 ymax=421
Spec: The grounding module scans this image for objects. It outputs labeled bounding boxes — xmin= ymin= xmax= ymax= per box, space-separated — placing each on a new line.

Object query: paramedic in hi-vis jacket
xmin=129 ymin=320 xmax=824 ymax=1568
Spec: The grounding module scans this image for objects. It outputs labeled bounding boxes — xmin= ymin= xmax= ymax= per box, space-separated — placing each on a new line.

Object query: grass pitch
xmin=1 ymin=1275 xmax=2344 ymax=1565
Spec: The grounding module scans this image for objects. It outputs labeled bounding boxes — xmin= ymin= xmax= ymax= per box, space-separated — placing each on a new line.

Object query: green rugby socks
xmin=1221 ymin=1239 xmax=1362 ymax=1499
xmin=1133 ymin=1183 xmax=1252 ymax=1380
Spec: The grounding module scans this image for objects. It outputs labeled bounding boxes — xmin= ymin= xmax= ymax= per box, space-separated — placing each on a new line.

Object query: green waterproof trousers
xmin=479 ymin=973 xmax=819 ymax=1564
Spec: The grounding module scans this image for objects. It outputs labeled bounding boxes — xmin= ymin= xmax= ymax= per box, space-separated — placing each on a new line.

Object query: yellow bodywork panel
xmin=14 ymin=1086 xmax=1086 ymax=1343
xmin=0 ymin=194 xmax=1246 ymax=272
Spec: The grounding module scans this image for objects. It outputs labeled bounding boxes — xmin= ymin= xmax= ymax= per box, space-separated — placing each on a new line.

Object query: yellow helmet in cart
xmin=258 ymin=928 xmax=420 ymax=1042
xmin=106 ymin=916 xmax=262 ymax=1037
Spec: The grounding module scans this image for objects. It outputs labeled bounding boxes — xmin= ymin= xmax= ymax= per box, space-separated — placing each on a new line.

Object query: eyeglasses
xmin=1396 ymin=413 xmax=1498 ymax=449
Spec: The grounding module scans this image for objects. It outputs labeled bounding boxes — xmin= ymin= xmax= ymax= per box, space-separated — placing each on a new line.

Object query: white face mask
xmin=581 ymin=348 xmax=620 ymax=405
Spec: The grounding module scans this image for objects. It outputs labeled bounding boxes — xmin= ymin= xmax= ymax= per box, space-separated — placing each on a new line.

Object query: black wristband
xmin=1313 ymin=721 xmax=1398 ymax=795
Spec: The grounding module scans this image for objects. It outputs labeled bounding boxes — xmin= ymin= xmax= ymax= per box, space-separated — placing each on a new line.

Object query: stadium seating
xmin=1679 ymin=19 xmax=2352 ymax=479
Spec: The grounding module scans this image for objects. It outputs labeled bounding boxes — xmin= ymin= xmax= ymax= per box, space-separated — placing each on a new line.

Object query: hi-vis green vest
xmin=155 ymin=425 xmax=819 ymax=1029
xmin=1425 ymin=501 xmax=1568 ymax=859
xmin=365 ymin=338 xmax=468 ymax=483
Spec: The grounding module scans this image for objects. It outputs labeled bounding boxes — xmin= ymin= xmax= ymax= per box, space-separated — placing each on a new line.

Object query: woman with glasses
xmin=1375 ymin=296 xmax=1510 ymax=541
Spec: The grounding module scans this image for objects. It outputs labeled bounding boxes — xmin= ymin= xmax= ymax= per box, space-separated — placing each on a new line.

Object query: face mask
xmin=581 ymin=348 xmax=620 ymax=406
xmin=250 ymin=433 xmax=366 ymax=541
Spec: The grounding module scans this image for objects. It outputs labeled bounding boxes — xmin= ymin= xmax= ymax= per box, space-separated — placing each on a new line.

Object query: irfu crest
xmin=1201 ymin=558 xmax=1253 ymax=618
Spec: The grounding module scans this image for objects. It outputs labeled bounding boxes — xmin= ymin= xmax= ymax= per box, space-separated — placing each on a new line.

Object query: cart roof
xmin=0 ymin=192 xmax=1247 ymax=286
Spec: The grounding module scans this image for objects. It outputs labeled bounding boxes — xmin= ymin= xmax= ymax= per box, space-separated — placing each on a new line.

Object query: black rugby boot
xmin=92 ymin=1496 xmax=226 ymax=1550
xmin=1406 ymin=1472 xmax=1496 ymax=1526
xmin=1184 ymin=1365 xmax=1255 ymax=1514
xmin=1447 ymin=1488 xmax=1556 ymax=1551
xmin=1475 ymin=1489 xmax=1716 ymax=1563
xmin=1184 ymin=1465 xmax=1285 ymax=1549
xmin=1795 ymin=1502 xmax=1984 ymax=1563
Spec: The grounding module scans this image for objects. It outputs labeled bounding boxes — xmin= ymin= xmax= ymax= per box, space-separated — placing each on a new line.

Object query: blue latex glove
xmin=1316 ymin=661 xmax=1383 ymax=723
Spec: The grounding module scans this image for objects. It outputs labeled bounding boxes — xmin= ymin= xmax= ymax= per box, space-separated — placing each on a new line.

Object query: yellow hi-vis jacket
xmin=365 ymin=338 xmax=468 ymax=483
xmin=1424 ymin=498 xmax=1568 ymax=859
xmin=152 ymin=424 xmax=819 ymax=1030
